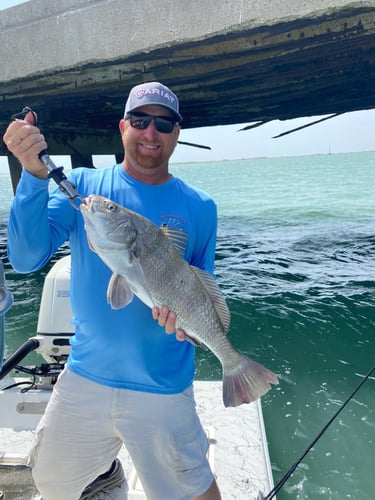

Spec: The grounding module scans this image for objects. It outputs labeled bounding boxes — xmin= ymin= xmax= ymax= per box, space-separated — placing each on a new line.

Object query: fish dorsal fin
xmin=107 ymin=274 xmax=134 ymax=309
xmin=192 ymin=267 xmax=231 ymax=333
xmin=161 ymin=227 xmax=189 ymax=256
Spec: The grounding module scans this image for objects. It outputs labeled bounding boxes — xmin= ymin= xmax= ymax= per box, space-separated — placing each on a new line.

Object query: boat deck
xmin=0 ymin=381 xmax=274 ymax=499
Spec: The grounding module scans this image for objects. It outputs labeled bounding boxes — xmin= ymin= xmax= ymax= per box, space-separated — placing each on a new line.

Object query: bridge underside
xmin=0 ymin=3 xmax=374 ymax=158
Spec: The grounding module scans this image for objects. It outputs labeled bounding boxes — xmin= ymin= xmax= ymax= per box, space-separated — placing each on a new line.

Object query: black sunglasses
xmin=126 ymin=112 xmax=177 ymax=134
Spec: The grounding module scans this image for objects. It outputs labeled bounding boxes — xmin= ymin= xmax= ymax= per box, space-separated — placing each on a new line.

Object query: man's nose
xmin=143 ymin=118 xmax=159 ymax=138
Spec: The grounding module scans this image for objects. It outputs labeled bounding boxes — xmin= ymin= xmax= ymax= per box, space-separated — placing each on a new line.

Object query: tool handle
xmin=11 ymin=107 xmax=52 ymax=167
xmin=10 ymin=107 xmax=83 ymax=203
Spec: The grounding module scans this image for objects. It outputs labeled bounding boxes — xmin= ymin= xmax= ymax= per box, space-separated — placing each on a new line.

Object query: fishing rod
xmin=272 ymin=113 xmax=343 ymax=139
xmin=262 ymin=363 xmax=375 ymax=499
xmin=177 ymin=140 xmax=211 ymax=150
xmin=237 ymin=121 xmax=268 ymax=132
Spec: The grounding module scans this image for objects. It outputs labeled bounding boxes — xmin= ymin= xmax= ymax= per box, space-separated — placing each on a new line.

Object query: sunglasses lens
xmin=154 ymin=117 xmax=175 ymax=133
xmin=129 ymin=115 xmax=152 ymax=130
xmin=128 ymin=113 xmax=175 ymax=133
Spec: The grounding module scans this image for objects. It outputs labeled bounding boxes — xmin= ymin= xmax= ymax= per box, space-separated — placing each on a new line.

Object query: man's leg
xmin=114 ymin=385 xmax=221 ymax=500
xmin=30 ymin=369 xmax=123 ymax=500
xmin=80 ymin=458 xmax=126 ymax=499
xmin=195 ymin=478 xmax=221 ymax=500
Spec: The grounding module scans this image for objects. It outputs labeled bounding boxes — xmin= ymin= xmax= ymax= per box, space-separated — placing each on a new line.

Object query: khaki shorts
xmin=29 ymin=368 xmax=213 ymax=500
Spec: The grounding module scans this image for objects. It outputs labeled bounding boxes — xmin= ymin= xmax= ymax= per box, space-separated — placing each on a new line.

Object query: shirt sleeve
xmin=7 ymin=169 xmax=74 ymax=273
xmin=190 ymin=196 xmax=218 ymax=275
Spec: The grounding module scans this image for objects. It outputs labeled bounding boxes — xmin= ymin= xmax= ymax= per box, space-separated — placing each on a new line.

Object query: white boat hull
xmin=0 ymin=380 xmax=273 ymax=499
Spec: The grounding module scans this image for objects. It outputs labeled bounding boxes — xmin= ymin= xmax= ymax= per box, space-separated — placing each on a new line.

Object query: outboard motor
xmin=0 ymin=255 xmax=73 ymax=381
xmin=35 ymin=255 xmax=74 ymax=363
xmin=0 ymin=255 xmax=74 ymax=430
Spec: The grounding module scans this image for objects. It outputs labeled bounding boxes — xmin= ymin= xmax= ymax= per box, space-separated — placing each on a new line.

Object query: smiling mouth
xmin=140 ymin=143 xmax=160 ymax=151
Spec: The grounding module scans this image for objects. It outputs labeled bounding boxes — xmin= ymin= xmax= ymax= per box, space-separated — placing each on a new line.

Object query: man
xmin=3 ymin=82 xmax=221 ymax=500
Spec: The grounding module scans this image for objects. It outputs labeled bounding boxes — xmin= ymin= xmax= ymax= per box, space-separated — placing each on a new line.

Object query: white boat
xmin=0 ymin=256 xmax=274 ymax=499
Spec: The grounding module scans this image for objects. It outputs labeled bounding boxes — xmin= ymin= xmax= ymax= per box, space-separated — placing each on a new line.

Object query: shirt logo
xmin=159 ymin=212 xmax=186 ymax=230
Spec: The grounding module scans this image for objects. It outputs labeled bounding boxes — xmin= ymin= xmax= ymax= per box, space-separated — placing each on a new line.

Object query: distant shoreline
xmin=0 ymin=149 xmax=374 ymax=175
xmin=170 ymin=149 xmax=375 ymax=166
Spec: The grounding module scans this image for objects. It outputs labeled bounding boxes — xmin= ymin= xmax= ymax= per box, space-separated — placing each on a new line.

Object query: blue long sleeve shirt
xmin=7 ymin=165 xmax=217 ymax=394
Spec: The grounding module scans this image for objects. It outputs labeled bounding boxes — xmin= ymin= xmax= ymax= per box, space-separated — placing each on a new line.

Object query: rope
xmin=263 ymin=363 xmax=375 ymax=500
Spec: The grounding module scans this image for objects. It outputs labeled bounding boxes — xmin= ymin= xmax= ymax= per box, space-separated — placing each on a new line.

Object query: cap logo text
xmin=136 ymin=87 xmax=175 ymax=104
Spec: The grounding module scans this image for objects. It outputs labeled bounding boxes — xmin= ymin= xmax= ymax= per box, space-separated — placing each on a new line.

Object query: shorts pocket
xmin=173 ymin=423 xmax=209 ymax=474
xmin=27 ymin=422 xmax=44 ymax=468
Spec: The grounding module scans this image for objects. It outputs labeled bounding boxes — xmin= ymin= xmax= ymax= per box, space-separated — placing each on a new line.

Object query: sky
xmin=1 ymin=0 xmax=374 ymax=173
xmin=1 ymin=0 xmax=30 ymax=9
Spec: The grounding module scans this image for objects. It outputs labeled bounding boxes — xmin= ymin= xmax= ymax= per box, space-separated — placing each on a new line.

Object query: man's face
xmin=120 ymin=104 xmax=180 ymax=174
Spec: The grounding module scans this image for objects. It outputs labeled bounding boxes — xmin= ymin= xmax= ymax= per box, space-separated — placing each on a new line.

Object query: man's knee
xmin=194 ymin=478 xmax=221 ymax=500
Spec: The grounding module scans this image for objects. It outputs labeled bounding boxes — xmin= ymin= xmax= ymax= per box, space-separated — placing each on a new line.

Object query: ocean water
xmin=1 ymin=152 xmax=374 ymax=499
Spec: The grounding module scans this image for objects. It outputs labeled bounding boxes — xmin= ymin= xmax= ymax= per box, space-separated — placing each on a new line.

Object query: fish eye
xmin=107 ymin=203 xmax=116 ymax=212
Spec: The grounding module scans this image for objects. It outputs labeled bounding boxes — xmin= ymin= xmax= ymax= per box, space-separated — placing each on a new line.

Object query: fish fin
xmin=184 ymin=334 xmax=209 ymax=351
xmin=107 ymin=274 xmax=134 ymax=309
xmin=161 ymin=227 xmax=189 ymax=256
xmin=86 ymin=236 xmax=96 ymax=252
xmin=191 ymin=267 xmax=231 ymax=333
xmin=121 ymin=256 xmax=155 ymax=309
xmin=223 ymin=354 xmax=279 ymax=407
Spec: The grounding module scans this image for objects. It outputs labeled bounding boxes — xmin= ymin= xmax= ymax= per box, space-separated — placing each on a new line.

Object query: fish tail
xmin=222 ymin=354 xmax=278 ymax=407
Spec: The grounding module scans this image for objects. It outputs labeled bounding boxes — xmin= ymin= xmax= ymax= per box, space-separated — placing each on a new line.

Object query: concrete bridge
xmin=1 ymin=0 xmax=374 ymax=178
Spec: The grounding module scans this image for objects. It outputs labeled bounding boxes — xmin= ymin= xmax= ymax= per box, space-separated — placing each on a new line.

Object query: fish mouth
xmin=81 ymin=194 xmax=94 ymax=210
xmin=80 ymin=194 xmax=100 ymax=217
xmin=79 ymin=195 xmax=98 ymax=232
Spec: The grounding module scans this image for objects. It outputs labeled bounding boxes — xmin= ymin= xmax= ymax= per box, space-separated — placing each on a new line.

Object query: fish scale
xmin=80 ymin=195 xmax=278 ymax=407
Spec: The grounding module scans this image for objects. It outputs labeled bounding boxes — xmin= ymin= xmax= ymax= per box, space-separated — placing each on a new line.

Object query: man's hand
xmin=3 ymin=111 xmax=49 ymax=179
xmin=152 ymin=305 xmax=186 ymax=341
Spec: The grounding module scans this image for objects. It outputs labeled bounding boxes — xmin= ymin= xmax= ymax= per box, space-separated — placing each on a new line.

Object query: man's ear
xmin=119 ymin=118 xmax=126 ymax=134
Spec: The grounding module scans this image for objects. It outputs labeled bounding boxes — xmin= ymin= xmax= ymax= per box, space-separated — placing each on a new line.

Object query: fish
xmin=80 ymin=195 xmax=278 ymax=407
